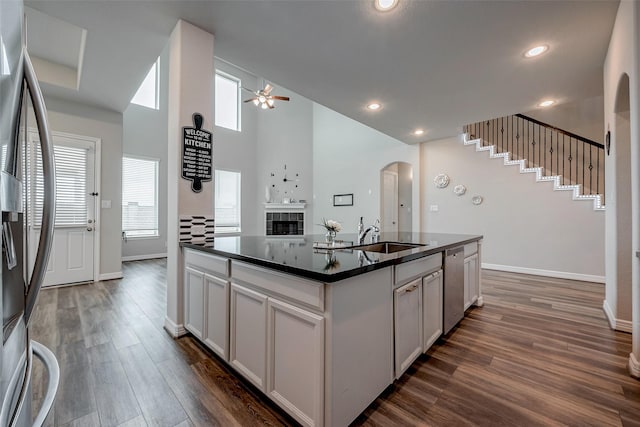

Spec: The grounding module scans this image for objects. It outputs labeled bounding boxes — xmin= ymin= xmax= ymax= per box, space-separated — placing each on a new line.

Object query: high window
xmin=215 ymin=71 xmax=241 ymax=131
xmin=215 ymin=169 xmax=241 ymax=233
xmin=131 ymin=58 xmax=159 ymax=109
xmin=122 ymin=156 xmax=159 ymax=238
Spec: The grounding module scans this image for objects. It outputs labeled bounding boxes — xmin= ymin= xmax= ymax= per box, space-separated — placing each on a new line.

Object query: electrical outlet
xmin=430 ymin=204 xmax=439 ymax=212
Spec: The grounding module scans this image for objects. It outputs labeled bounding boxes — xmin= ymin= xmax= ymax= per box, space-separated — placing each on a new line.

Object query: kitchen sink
xmin=348 ymin=242 xmax=426 ymax=254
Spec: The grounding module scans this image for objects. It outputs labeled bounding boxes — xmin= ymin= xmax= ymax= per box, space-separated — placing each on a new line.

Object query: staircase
xmin=463 ymin=114 xmax=605 ymax=211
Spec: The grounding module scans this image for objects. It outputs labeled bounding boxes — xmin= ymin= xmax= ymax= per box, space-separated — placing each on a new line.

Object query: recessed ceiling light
xmin=539 ymin=100 xmax=555 ymax=107
xmin=525 ymin=45 xmax=548 ymax=58
xmin=367 ymin=102 xmax=382 ymax=111
xmin=374 ymin=0 xmax=399 ymax=11
xmin=414 ymin=129 xmax=425 ymax=136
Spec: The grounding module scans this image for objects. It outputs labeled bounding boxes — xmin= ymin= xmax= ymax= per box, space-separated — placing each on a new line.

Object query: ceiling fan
xmin=243 ymin=83 xmax=290 ymax=109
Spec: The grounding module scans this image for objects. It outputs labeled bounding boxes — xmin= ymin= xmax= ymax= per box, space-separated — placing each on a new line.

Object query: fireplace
xmin=266 ymin=212 xmax=304 ymax=236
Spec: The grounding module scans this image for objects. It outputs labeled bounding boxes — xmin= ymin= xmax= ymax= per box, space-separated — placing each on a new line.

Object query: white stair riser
xmin=463 ymin=134 xmax=604 ymax=211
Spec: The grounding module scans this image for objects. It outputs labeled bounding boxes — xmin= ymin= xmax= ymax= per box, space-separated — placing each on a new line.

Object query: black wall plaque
xmin=182 ymin=113 xmax=213 ymax=192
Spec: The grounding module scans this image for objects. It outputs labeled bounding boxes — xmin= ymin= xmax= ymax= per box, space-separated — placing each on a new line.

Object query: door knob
xmin=87 ymin=227 xmax=93 ymax=232
xmin=88 ymin=219 xmax=93 ymax=224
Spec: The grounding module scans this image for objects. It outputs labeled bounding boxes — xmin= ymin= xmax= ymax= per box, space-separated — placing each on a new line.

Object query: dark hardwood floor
xmin=29 ymin=260 xmax=640 ymax=426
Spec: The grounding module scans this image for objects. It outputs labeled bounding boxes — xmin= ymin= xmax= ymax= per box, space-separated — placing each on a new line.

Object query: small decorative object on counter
xmin=472 ymin=195 xmax=483 ymax=205
xmin=453 ymin=184 xmax=466 ymax=196
xmin=323 ymin=251 xmax=341 ymax=272
xmin=434 ymin=173 xmax=450 ymax=189
xmin=319 ymin=218 xmax=342 ymax=246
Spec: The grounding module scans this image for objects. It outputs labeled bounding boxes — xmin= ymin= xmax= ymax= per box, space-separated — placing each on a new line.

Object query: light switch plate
xmin=101 ymin=200 xmax=112 ymax=209
xmin=430 ymin=205 xmax=439 ymax=212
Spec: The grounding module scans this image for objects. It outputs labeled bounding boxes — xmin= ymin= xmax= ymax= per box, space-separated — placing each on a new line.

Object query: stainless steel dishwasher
xmin=443 ymin=246 xmax=465 ymax=334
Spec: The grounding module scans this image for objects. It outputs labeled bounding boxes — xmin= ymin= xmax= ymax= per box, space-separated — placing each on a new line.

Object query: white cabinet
xmin=464 ymin=253 xmax=479 ymax=310
xmin=230 ymin=283 xmax=268 ymax=391
xmin=204 ymin=274 xmax=229 ymax=360
xmin=267 ymin=298 xmax=324 ymax=427
xmin=394 ymin=278 xmax=423 ymax=379
xmin=184 ymin=267 xmax=205 ymax=339
xmin=229 ymin=282 xmax=324 ymax=427
xmin=423 ymin=270 xmax=443 ymax=352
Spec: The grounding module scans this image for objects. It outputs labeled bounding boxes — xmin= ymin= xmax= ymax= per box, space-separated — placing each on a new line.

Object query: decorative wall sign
xmin=182 ymin=113 xmax=212 ymax=192
xmin=434 ymin=173 xmax=450 ymax=189
xmin=472 ymin=195 xmax=483 ymax=205
xmin=453 ymin=184 xmax=467 ymax=196
xmin=333 ymin=193 xmax=354 ymax=206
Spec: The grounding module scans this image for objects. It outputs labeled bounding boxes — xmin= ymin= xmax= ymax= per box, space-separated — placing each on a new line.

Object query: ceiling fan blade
xmin=271 ymin=96 xmax=290 ymax=101
xmin=263 ymin=83 xmax=273 ymax=94
xmin=244 ymin=97 xmax=258 ymax=103
xmin=268 ymin=102 xmax=275 ymax=109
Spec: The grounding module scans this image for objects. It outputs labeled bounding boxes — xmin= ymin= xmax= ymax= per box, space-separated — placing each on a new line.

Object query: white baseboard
xmin=629 ymin=352 xmax=640 ymax=378
xmin=602 ymin=300 xmax=633 ymax=333
xmin=164 ymin=316 xmax=187 ymax=338
xmin=481 ymin=263 xmax=605 ymax=284
xmin=98 ymin=271 xmax=123 ymax=281
xmin=122 ymin=253 xmax=168 ymax=262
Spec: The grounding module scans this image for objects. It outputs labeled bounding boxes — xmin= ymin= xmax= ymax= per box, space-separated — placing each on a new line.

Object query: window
xmin=122 ymin=156 xmax=159 ymax=238
xmin=131 ymin=58 xmax=159 ymax=109
xmin=28 ymin=143 xmax=88 ymax=227
xmin=215 ymin=169 xmax=241 ymax=233
xmin=215 ymin=72 xmax=241 ymax=131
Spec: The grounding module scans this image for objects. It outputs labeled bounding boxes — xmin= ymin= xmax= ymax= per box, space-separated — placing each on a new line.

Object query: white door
xmin=382 ymin=170 xmax=398 ymax=233
xmin=27 ymin=131 xmax=98 ymax=287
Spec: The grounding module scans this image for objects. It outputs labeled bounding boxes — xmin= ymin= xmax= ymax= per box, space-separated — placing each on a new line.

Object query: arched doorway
xmin=608 ymin=74 xmax=633 ymax=331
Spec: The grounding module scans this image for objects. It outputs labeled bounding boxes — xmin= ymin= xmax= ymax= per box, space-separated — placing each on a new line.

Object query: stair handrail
xmin=515 ymin=114 xmax=604 ymax=149
xmin=464 ymin=113 xmax=605 ymax=203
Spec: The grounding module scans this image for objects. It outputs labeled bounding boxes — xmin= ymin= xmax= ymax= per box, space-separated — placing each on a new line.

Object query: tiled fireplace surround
xmin=265 ymin=211 xmax=304 ymax=236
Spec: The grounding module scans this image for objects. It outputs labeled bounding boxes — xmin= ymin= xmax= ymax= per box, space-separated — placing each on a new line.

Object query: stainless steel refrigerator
xmin=0 ymin=0 xmax=59 ymax=425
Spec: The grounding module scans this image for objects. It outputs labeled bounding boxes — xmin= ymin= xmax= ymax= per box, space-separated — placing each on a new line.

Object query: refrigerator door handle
xmin=30 ymin=341 xmax=60 ymax=427
xmin=23 ymin=49 xmax=56 ymax=326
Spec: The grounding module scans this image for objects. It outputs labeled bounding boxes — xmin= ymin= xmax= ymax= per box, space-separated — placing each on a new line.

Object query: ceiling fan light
xmin=253 ymin=99 xmax=259 ymax=106
xmin=261 ymin=102 xmax=268 ymax=109
xmin=267 ymin=99 xmax=274 ymax=107
xmin=258 ymin=95 xmax=266 ymax=103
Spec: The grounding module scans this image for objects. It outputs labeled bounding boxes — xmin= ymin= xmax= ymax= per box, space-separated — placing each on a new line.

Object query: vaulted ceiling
xmin=24 ymin=0 xmax=619 ymax=143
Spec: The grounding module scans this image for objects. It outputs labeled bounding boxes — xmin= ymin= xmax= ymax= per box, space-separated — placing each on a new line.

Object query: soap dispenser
xmin=357 ymin=216 xmax=364 ymax=236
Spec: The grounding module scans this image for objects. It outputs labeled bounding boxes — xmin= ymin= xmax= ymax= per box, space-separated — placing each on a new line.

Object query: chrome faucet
xmin=358 ymin=219 xmax=380 ymax=244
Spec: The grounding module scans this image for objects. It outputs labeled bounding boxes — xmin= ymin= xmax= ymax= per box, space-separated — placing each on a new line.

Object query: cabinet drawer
xmin=464 ymin=242 xmax=478 ymax=257
xmin=232 ymin=261 xmax=324 ymax=311
xmin=395 ymin=253 xmax=442 ymax=286
xmin=184 ymin=248 xmax=229 ymax=278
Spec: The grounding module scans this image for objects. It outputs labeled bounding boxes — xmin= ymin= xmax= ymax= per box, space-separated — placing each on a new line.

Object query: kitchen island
xmin=180 ymin=232 xmax=482 ymax=427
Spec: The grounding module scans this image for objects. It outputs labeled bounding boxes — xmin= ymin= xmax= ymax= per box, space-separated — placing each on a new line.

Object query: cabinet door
xmin=394 ymin=278 xmax=423 ymax=379
xmin=230 ymin=283 xmax=268 ymax=391
xmin=464 ymin=254 xmax=479 ymax=310
xmin=267 ymin=298 xmax=324 ymax=427
xmin=204 ymin=274 xmax=229 ymax=361
xmin=184 ymin=267 xmax=205 ymax=339
xmin=423 ymin=270 xmax=443 ymax=352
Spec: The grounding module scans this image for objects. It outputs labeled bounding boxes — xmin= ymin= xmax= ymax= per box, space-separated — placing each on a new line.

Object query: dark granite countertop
xmin=181 ymin=232 xmax=482 ymax=283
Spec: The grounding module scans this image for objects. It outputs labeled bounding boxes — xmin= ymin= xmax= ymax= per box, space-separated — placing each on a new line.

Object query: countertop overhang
xmin=181 ymin=232 xmax=482 ymax=283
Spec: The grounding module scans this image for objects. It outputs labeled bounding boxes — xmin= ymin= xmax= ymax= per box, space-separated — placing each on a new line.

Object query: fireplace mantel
xmin=264 ymin=203 xmax=306 ymax=210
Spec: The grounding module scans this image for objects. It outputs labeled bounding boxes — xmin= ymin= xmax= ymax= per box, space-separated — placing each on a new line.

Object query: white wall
xmin=257 ymin=86 xmax=314 ymax=234
xmin=313 ymin=104 xmax=420 ymax=235
xmin=524 ymin=95 xmax=605 ymax=144
xmin=122 ymin=43 xmax=169 ymax=260
xmin=603 ymin=0 xmax=640 ymax=373
xmin=604 ymin=0 xmax=636 ymax=329
xmin=421 ymin=135 xmax=605 ymax=281
xmin=42 ymin=97 xmax=123 ymax=278
xmin=214 ymin=60 xmax=260 ymax=235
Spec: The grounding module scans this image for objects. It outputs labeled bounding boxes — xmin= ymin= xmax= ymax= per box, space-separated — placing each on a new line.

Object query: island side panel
xmin=324 ymin=266 xmax=394 ymax=427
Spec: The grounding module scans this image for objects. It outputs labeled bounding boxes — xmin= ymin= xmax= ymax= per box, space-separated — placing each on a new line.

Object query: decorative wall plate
xmin=472 ymin=195 xmax=483 ymax=205
xmin=453 ymin=184 xmax=466 ymax=196
xmin=434 ymin=173 xmax=450 ymax=189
